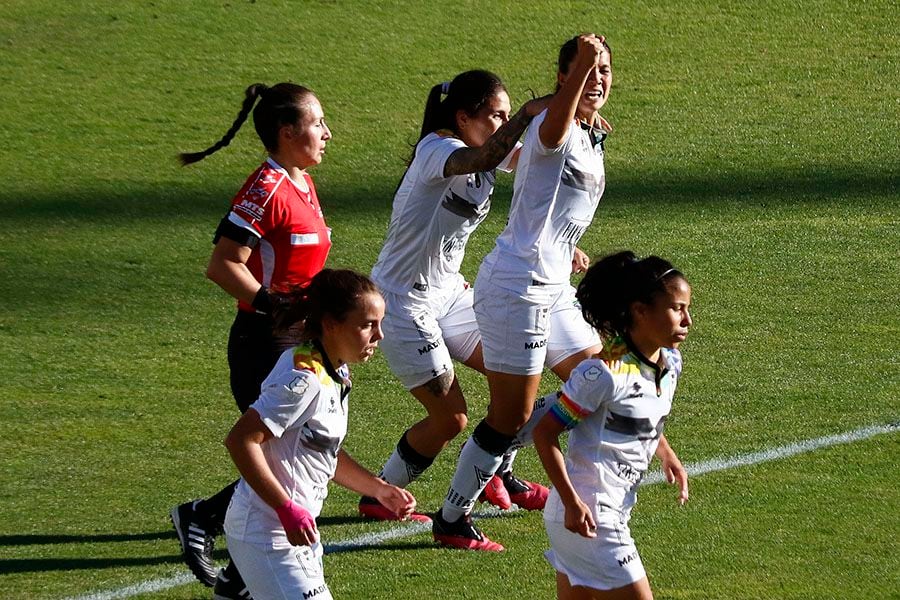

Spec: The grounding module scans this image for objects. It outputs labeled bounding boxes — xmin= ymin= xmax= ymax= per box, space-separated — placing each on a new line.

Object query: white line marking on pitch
xmin=63 ymin=421 xmax=898 ymax=600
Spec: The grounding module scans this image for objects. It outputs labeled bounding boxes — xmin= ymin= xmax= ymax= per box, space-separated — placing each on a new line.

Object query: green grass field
xmin=1 ymin=1 xmax=897 ymax=598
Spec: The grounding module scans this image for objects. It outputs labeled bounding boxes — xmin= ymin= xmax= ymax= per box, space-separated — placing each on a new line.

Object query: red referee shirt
xmin=227 ymin=159 xmax=331 ymax=312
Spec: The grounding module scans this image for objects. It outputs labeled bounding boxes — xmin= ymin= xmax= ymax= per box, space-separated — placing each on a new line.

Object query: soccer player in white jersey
xmin=432 ymin=34 xmax=614 ymax=551
xmin=534 ymin=251 xmax=691 ymax=599
xmin=360 ymin=71 xmax=552 ymax=525
xmin=222 ymin=269 xmax=417 ymax=600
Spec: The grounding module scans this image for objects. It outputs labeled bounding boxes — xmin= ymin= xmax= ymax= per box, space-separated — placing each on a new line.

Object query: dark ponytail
xmin=179 ymin=82 xmax=315 ymax=165
xmin=179 ymin=83 xmax=268 ymax=166
xmin=273 ymin=269 xmax=380 ymax=340
xmin=418 ymin=70 xmax=506 ymax=141
xmin=577 ymin=251 xmax=684 ymax=339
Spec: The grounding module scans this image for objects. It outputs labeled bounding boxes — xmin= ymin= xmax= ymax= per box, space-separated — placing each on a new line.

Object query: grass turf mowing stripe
xmin=64 ymin=421 xmax=898 ymax=600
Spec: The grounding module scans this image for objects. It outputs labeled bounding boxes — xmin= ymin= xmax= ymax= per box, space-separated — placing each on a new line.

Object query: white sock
xmin=441 ymin=436 xmax=503 ymax=522
xmin=379 ymin=447 xmax=421 ymax=488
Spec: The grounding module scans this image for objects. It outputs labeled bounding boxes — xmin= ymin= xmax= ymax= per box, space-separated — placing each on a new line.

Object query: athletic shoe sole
xmin=433 ymin=532 xmax=504 ymax=552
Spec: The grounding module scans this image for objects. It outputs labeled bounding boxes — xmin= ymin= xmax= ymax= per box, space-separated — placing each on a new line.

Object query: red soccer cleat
xmin=358 ymin=495 xmax=432 ymax=523
xmin=432 ymin=510 xmax=504 ymax=552
xmin=478 ymin=474 xmax=512 ymax=510
xmin=503 ymin=473 xmax=549 ymax=511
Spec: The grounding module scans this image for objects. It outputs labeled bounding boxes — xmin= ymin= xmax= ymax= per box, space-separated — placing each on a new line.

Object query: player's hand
xmin=276 ymin=500 xmax=319 ymax=546
xmin=268 ymin=286 xmax=308 ymax=346
xmin=563 ymin=497 xmax=597 ymax=538
xmin=575 ymin=34 xmax=605 ymax=71
xmin=572 ymin=247 xmax=590 ymax=274
xmin=374 ymin=484 xmax=418 ymax=520
xmin=661 ymin=453 xmax=689 ymax=506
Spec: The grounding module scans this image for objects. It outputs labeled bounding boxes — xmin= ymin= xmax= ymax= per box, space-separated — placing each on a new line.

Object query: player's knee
xmin=425 ymin=411 xmax=467 ymax=441
xmin=488 ymin=408 xmax=531 ymax=435
xmin=444 ymin=412 xmax=469 ymax=437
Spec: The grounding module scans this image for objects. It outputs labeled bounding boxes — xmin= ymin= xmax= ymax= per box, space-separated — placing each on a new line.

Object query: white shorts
xmin=379 ymin=285 xmax=481 ymax=389
xmin=474 ymin=278 xmax=599 ymax=376
xmin=226 ymin=535 xmax=332 ymax=600
xmin=543 ymin=498 xmax=645 ymax=591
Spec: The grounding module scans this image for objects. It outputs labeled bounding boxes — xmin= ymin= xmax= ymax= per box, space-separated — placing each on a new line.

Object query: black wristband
xmin=251 ymin=286 xmax=272 ymax=314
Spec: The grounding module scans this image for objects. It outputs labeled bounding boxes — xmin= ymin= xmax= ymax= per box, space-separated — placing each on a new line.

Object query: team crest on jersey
xmin=288 ymin=375 xmax=310 ymax=395
xmin=583 ymin=365 xmax=603 ymax=381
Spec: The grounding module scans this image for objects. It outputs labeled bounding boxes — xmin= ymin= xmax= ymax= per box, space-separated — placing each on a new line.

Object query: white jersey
xmin=546 ymin=339 xmax=682 ymax=518
xmin=480 ymin=109 xmax=605 ymax=290
xmin=225 ymin=342 xmax=350 ymax=549
xmin=372 ymin=131 xmax=511 ymax=300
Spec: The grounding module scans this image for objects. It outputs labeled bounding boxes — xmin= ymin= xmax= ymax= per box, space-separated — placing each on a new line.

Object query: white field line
xmin=64 ymin=421 xmax=898 ymax=600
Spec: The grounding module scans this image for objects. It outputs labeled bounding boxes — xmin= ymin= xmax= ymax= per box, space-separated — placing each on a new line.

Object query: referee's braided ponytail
xmin=179 ymin=83 xmax=268 ymax=166
xmin=179 ymin=82 xmax=316 ymax=166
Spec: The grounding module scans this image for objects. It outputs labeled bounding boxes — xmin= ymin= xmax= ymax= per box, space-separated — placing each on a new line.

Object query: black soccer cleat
xmin=170 ymin=499 xmax=217 ymax=587
xmin=213 ymin=563 xmax=254 ymax=600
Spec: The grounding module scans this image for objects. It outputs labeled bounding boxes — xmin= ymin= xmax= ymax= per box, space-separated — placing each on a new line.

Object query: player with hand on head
xmin=534 ymin=251 xmax=691 ymax=600
xmin=170 ymin=82 xmax=333 ymax=596
xmin=359 ymin=70 xmax=551 ymax=524
xmin=433 ymin=34 xmax=614 ymax=551
xmin=223 ymin=269 xmax=417 ymax=600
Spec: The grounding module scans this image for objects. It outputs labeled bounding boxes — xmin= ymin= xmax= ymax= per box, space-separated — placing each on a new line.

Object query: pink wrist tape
xmin=275 ymin=500 xmax=315 ymax=532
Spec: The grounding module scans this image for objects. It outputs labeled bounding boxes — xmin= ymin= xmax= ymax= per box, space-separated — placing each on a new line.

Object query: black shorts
xmin=227 ymin=310 xmax=279 ymax=413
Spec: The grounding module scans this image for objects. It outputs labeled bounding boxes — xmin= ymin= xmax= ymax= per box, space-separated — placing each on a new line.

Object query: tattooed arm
xmin=443 ymin=96 xmax=549 ymax=177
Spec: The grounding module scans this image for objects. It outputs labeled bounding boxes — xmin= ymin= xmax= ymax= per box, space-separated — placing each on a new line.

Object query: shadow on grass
xmin=0 ymin=531 xmax=175 ymax=546
xmin=2 ymin=165 xmax=897 ymax=226
xmin=0 ymin=555 xmax=185 ymax=575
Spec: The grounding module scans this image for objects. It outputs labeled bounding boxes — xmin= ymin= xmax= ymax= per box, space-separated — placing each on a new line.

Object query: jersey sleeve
xmin=251 ymin=368 xmax=321 ymax=438
xmin=228 ymin=165 xmax=288 ymax=240
xmin=529 ymin=109 xmax=579 ymax=157
xmin=414 ymin=133 xmax=467 ymax=183
xmin=549 ymin=360 xmax=615 ymax=430
xmin=496 ymin=142 xmax=523 ymax=173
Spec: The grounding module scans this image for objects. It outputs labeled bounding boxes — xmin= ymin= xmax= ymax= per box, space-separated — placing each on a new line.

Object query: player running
xmin=534 ymin=251 xmax=691 ymax=599
xmin=358 ymin=70 xmax=553 ymax=525
xmin=432 ymin=34 xmax=614 ymax=551
xmin=170 ymin=82 xmax=333 ymax=597
xmin=223 ymin=269 xmax=417 ymax=600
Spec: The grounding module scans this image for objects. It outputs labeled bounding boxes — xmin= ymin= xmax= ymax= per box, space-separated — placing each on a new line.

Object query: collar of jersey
xmin=265 ymin=157 xmax=311 ymax=197
xmin=621 ymin=335 xmax=670 ymax=381
xmin=309 ymin=338 xmax=347 ymax=383
xmin=578 ymin=120 xmax=608 ymax=148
